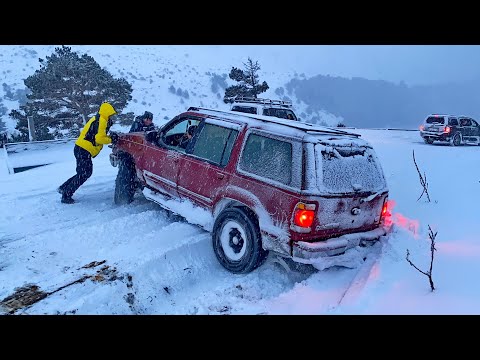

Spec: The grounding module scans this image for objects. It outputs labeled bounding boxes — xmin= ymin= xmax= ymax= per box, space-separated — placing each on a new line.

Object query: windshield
xmin=426 ymin=116 xmax=445 ymax=125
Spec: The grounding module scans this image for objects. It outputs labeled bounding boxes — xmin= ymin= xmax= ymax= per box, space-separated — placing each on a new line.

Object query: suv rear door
xmin=176 ymin=119 xmax=242 ymax=208
xmin=308 ymin=143 xmax=388 ymax=239
xmin=424 ymin=115 xmax=446 ymax=132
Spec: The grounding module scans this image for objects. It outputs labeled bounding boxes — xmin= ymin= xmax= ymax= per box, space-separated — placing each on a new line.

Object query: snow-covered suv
xmin=110 ymin=107 xmax=389 ymax=274
xmin=420 ymin=114 xmax=480 ymax=146
xmin=230 ymin=96 xmax=299 ymax=121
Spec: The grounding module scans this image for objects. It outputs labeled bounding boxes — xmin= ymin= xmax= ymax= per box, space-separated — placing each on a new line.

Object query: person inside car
xmin=179 ymin=125 xmax=198 ymax=149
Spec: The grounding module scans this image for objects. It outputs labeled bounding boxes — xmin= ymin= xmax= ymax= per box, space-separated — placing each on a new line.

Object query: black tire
xmin=451 ymin=132 xmax=462 ymax=146
xmin=212 ymin=207 xmax=268 ymax=274
xmin=114 ymin=157 xmax=137 ymax=205
xmin=424 ymin=138 xmax=434 ymax=145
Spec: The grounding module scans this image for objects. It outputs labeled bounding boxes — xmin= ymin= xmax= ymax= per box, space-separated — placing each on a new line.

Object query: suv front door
xmin=177 ymin=120 xmax=241 ymax=209
xmin=143 ymin=117 xmax=198 ymax=197
xmin=470 ymin=119 xmax=480 ymax=141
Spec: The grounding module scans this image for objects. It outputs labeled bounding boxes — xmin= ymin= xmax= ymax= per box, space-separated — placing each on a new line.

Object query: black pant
xmin=60 ymin=145 xmax=93 ymax=197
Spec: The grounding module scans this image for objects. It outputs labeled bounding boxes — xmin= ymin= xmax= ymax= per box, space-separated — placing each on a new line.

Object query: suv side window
xmin=471 ymin=119 xmax=479 ymax=127
xmin=231 ymin=106 xmax=257 ymax=114
xmin=239 ymin=133 xmax=292 ymax=185
xmin=262 ymin=108 xmax=297 ymax=120
xmin=192 ymin=123 xmax=238 ymax=166
xmin=448 ymin=118 xmax=458 ymax=126
xmin=460 ymin=118 xmax=472 ymax=127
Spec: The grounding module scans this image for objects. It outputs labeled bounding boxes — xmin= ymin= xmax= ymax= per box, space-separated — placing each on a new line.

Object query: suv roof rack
xmin=230 ymin=96 xmax=293 ymax=108
xmin=187 ymin=106 xmax=360 ymax=137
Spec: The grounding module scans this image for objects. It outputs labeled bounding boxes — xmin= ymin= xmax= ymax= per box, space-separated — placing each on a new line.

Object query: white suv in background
xmin=229 ymin=96 xmax=299 ymax=121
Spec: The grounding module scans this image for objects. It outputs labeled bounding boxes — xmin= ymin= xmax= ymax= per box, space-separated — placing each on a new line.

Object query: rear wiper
xmin=359 ymin=191 xmax=382 ymax=203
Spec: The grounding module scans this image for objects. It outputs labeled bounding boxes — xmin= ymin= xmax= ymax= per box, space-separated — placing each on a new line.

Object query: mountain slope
xmin=0 ymin=45 xmax=342 ymax=134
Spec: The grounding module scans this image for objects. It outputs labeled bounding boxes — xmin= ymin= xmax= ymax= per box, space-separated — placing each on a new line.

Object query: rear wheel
xmin=424 ymin=138 xmax=434 ymax=144
xmin=114 ymin=157 xmax=137 ymax=205
xmin=451 ymin=132 xmax=462 ymax=146
xmin=212 ymin=207 xmax=268 ymax=274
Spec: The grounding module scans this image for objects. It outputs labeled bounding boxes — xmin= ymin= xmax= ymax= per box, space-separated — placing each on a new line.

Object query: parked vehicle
xmin=229 ymin=96 xmax=299 ymax=121
xmin=419 ymin=114 xmax=480 ymax=146
xmin=110 ymin=107 xmax=389 ymax=273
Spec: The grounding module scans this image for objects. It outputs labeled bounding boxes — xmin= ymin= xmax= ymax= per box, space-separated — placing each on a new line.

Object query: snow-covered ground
xmin=1 ymin=129 xmax=480 ymax=315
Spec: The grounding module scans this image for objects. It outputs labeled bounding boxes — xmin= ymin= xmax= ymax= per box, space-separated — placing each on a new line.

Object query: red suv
xmin=110 ymin=107 xmax=389 ymax=273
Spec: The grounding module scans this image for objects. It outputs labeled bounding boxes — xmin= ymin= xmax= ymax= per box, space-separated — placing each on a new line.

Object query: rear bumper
xmin=291 ymin=227 xmax=386 ymax=262
xmin=420 ymin=131 xmax=451 ymax=141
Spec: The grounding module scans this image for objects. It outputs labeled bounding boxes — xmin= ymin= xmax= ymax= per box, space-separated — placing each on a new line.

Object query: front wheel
xmin=212 ymin=207 xmax=268 ymax=274
xmin=114 ymin=158 xmax=137 ymax=205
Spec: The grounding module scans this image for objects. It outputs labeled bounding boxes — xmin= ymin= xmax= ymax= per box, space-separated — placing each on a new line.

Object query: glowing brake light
xmin=292 ymin=203 xmax=316 ymax=230
xmin=382 ymin=203 xmax=388 ymax=216
xmin=380 ymin=198 xmax=390 ymax=222
xmin=419 ymin=125 xmax=424 ymax=131
xmin=294 ymin=210 xmax=314 ymax=227
xmin=443 ymin=126 xmax=451 ymax=134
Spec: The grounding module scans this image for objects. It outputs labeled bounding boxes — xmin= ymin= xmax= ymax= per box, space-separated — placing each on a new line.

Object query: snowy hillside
xmin=0 ymin=45 xmax=342 ymax=134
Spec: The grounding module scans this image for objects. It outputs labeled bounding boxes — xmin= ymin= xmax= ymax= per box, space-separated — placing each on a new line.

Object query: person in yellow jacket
xmin=58 ymin=102 xmax=118 ymax=204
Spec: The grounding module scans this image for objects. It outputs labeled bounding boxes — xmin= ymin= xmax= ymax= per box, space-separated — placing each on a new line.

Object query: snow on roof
xmin=186 ymin=107 xmax=363 ymax=144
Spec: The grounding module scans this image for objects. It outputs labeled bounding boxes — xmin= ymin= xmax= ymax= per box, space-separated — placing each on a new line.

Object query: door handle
xmin=217 ymin=172 xmax=225 ymax=180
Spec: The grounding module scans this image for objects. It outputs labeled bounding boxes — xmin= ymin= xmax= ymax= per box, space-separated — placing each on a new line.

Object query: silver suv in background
xmin=419 ymin=114 xmax=480 ymax=146
xmin=229 ymin=96 xmax=299 ymax=121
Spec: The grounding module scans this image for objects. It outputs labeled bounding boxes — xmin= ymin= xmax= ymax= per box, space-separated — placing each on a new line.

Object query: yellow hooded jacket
xmin=75 ymin=102 xmax=117 ymax=158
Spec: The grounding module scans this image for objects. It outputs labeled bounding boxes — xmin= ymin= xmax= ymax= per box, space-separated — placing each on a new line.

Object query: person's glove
xmin=110 ymin=131 xmax=119 ymax=145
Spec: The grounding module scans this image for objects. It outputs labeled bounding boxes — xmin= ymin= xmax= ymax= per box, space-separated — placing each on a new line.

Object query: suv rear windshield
xmin=316 ymin=145 xmax=386 ymax=193
xmin=425 ymin=116 xmax=445 ymax=124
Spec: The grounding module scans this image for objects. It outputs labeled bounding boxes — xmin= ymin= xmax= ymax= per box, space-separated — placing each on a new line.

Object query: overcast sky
xmin=213 ymin=45 xmax=480 ymax=86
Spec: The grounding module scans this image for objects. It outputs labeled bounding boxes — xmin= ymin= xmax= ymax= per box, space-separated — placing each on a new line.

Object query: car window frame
xmin=188 ymin=121 xmax=240 ymax=168
xmin=158 ymin=115 xmax=204 ymax=152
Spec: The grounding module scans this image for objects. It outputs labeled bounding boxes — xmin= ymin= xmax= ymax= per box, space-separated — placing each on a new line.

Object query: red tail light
xmin=419 ymin=125 xmax=424 ymax=131
xmin=294 ymin=209 xmax=315 ymax=227
xmin=291 ymin=203 xmax=316 ymax=232
xmin=380 ymin=199 xmax=389 ymax=221
xmin=443 ymin=126 xmax=451 ymax=134
xmin=382 ymin=203 xmax=388 ymax=216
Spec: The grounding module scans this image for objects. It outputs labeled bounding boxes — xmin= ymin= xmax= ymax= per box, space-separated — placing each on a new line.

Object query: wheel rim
xmin=454 ymin=134 xmax=461 ymax=145
xmin=220 ymin=220 xmax=247 ymax=261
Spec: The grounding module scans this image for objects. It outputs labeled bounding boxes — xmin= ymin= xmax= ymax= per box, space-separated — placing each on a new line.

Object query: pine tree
xmin=223 ymin=58 xmax=269 ymax=104
xmin=9 ymin=46 xmax=133 ymax=141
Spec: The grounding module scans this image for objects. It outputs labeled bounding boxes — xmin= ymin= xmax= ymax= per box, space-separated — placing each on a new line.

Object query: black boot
xmin=61 ymin=194 xmax=75 ymax=204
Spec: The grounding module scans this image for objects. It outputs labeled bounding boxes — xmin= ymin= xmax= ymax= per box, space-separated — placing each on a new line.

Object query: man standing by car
xmin=129 ymin=111 xmax=155 ymax=132
xmin=58 ymin=102 xmax=118 ymax=204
